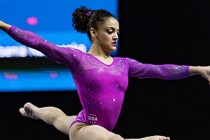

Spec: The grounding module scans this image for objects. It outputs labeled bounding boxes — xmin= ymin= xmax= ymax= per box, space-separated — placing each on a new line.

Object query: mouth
xmin=112 ymin=42 xmax=117 ymax=47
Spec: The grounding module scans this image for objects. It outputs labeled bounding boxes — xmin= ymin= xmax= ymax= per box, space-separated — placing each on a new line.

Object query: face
xmin=92 ymin=17 xmax=119 ymax=53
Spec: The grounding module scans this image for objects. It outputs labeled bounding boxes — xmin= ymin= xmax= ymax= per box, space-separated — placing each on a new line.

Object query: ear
xmin=90 ymin=28 xmax=97 ymax=37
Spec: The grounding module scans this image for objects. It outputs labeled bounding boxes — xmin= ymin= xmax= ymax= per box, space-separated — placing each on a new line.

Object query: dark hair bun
xmin=72 ymin=6 xmax=93 ymax=33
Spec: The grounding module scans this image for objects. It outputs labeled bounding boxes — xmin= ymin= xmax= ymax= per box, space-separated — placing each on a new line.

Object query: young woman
xmin=1 ymin=6 xmax=210 ymax=140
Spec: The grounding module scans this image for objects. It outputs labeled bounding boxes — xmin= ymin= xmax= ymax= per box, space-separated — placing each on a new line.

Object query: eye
xmin=107 ymin=30 xmax=113 ymax=34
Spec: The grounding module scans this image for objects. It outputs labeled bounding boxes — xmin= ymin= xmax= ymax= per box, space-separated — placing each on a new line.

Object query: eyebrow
xmin=107 ymin=27 xmax=120 ymax=32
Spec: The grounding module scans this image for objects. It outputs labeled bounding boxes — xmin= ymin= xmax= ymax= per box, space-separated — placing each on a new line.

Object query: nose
xmin=113 ymin=32 xmax=118 ymax=40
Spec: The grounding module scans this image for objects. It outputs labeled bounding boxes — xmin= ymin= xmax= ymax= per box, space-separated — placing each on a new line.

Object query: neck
xmin=87 ymin=45 xmax=110 ymax=58
xmin=87 ymin=45 xmax=114 ymax=65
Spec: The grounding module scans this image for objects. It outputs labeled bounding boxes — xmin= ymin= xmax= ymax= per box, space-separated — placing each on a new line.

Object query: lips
xmin=112 ymin=42 xmax=117 ymax=47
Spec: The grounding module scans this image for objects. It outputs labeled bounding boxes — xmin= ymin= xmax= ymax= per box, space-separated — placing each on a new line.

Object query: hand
xmin=0 ymin=20 xmax=11 ymax=31
xmin=0 ymin=20 xmax=4 ymax=29
xmin=198 ymin=66 xmax=210 ymax=84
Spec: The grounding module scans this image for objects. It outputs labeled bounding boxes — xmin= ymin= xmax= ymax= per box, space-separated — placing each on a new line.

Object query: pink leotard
xmin=7 ymin=26 xmax=190 ymax=131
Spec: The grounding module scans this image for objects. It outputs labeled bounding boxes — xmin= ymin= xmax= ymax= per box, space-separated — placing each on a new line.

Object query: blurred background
xmin=0 ymin=0 xmax=118 ymax=92
xmin=0 ymin=0 xmax=210 ymax=140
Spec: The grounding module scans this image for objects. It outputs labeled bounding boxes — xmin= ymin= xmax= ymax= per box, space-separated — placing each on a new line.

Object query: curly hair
xmin=72 ymin=6 xmax=115 ymax=40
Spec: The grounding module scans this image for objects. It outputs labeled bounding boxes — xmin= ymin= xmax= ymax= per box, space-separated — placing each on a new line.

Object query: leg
xmin=19 ymin=103 xmax=169 ymax=140
xmin=69 ymin=122 xmax=124 ymax=140
xmin=69 ymin=122 xmax=170 ymax=140
xmin=19 ymin=102 xmax=76 ymax=135
xmin=125 ymin=136 xmax=170 ymax=140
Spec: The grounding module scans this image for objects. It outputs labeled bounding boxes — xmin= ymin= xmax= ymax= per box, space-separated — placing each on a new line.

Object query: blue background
xmin=0 ymin=0 xmax=118 ymax=92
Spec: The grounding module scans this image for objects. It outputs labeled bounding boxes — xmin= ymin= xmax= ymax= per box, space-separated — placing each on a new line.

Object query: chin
xmin=105 ymin=46 xmax=116 ymax=53
xmin=111 ymin=46 xmax=117 ymax=51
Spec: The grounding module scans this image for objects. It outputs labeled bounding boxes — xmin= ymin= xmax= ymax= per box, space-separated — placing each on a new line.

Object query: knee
xmin=94 ymin=135 xmax=108 ymax=140
xmin=93 ymin=134 xmax=123 ymax=140
xmin=109 ymin=134 xmax=124 ymax=140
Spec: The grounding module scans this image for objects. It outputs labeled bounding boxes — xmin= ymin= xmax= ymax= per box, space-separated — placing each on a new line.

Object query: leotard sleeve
xmin=126 ymin=57 xmax=190 ymax=80
xmin=7 ymin=26 xmax=82 ymax=70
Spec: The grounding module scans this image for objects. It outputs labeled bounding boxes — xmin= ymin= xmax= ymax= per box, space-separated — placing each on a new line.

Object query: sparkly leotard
xmin=7 ymin=26 xmax=190 ymax=131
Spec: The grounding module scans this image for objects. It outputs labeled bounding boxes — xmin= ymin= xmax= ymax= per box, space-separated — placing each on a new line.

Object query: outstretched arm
xmin=126 ymin=57 xmax=210 ymax=84
xmin=0 ymin=20 xmax=82 ymax=70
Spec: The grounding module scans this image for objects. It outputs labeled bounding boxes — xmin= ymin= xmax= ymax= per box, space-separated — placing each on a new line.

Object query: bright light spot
xmin=50 ymin=71 xmax=58 ymax=78
xmin=27 ymin=17 xmax=38 ymax=25
xmin=4 ymin=72 xmax=18 ymax=79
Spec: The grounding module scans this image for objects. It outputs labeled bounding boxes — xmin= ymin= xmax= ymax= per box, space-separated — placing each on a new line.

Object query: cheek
xmin=101 ymin=35 xmax=112 ymax=43
xmin=97 ymin=33 xmax=112 ymax=45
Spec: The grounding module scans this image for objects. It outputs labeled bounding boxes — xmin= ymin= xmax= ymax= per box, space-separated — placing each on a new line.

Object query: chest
xmin=75 ymin=58 xmax=129 ymax=91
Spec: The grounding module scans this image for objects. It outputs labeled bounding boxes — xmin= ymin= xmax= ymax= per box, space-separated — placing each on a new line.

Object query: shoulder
xmin=113 ymin=57 xmax=141 ymax=67
xmin=114 ymin=56 xmax=140 ymax=63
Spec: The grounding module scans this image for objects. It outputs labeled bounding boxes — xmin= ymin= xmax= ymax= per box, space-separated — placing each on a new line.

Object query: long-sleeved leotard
xmin=7 ymin=26 xmax=190 ymax=131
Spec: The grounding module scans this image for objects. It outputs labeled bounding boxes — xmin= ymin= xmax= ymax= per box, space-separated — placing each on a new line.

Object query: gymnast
xmin=1 ymin=5 xmax=210 ymax=140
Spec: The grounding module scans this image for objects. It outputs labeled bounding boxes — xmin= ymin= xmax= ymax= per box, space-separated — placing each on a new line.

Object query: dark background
xmin=1 ymin=0 xmax=210 ymax=140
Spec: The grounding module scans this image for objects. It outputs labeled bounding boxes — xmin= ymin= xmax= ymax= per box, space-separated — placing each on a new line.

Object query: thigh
xmin=54 ymin=115 xmax=77 ymax=135
xmin=69 ymin=122 xmax=123 ymax=140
